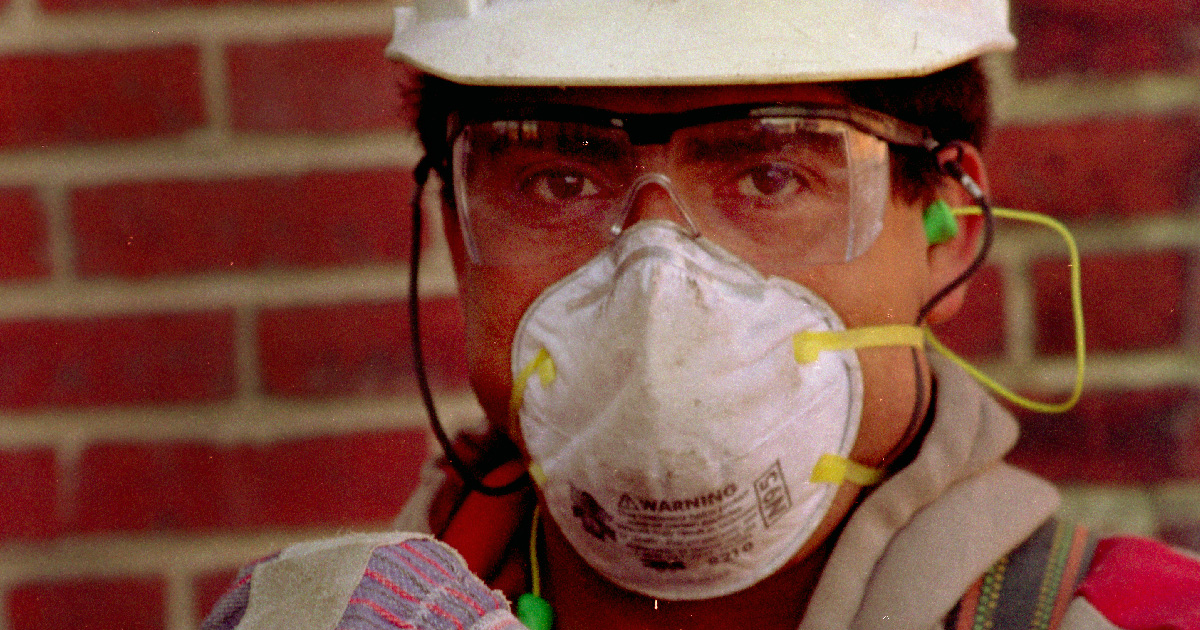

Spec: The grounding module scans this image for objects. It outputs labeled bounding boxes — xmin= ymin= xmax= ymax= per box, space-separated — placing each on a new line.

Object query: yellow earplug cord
xmin=925 ymin=206 xmax=1086 ymax=414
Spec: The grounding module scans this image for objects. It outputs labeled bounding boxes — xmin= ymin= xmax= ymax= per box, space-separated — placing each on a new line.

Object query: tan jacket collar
xmin=800 ymin=353 xmax=1061 ymax=630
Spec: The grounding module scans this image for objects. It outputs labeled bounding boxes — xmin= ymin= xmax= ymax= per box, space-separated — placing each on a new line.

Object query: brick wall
xmin=0 ymin=0 xmax=478 ymax=628
xmin=0 ymin=0 xmax=1197 ymax=628
xmin=940 ymin=1 xmax=1200 ymax=547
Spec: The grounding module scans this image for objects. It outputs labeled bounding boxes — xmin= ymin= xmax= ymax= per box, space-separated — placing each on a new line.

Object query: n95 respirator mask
xmin=509 ymin=221 xmax=922 ymax=601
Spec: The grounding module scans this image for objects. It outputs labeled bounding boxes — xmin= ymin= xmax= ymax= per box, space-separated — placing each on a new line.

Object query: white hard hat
xmin=385 ymin=0 xmax=1015 ymax=86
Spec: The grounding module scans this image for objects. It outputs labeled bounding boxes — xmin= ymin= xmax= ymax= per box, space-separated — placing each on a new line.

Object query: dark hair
xmin=839 ymin=60 xmax=992 ymax=201
xmin=414 ymin=59 xmax=992 ymax=204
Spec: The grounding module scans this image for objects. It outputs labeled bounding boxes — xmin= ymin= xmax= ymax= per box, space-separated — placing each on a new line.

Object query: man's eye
xmin=525 ymin=170 xmax=602 ymax=202
xmin=735 ymin=164 xmax=804 ymax=198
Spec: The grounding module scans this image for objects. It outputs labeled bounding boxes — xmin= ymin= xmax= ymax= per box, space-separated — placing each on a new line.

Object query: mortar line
xmin=0 ymin=132 xmax=422 ymax=187
xmin=0 ymin=264 xmax=457 ymax=318
xmin=198 ymin=34 xmax=233 ymax=146
xmin=1003 ymin=253 xmax=1036 ymax=364
xmin=0 ymin=529 xmax=343 ymax=585
xmin=0 ymin=391 xmax=484 ymax=447
xmin=165 ymin=569 xmax=195 ymax=630
xmin=37 ymin=184 xmax=75 ymax=285
xmin=235 ymin=304 xmax=262 ymax=411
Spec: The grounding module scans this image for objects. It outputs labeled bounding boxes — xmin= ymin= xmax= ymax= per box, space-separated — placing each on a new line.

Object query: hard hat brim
xmin=386 ymin=0 xmax=1015 ymax=86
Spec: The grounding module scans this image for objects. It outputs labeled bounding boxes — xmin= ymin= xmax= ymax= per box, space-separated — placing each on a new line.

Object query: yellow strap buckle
xmin=810 ymin=453 xmax=883 ymax=486
xmin=508 ymin=348 xmax=557 ymax=424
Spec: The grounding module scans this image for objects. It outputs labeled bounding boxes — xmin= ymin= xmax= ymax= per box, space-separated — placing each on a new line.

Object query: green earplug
xmin=924 ymin=199 xmax=959 ymax=245
xmin=516 ymin=593 xmax=554 ymax=630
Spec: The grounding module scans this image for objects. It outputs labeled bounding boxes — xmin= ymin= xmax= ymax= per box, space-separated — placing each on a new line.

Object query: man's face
xmin=440 ymin=82 xmax=946 ymax=562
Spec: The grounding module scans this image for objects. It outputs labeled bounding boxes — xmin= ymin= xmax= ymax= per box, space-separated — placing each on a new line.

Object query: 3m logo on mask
xmin=638 ymin=550 xmax=687 ymax=572
xmin=754 ymin=460 xmax=793 ymax=528
xmin=617 ymin=484 xmax=739 ymax=514
xmin=571 ymin=487 xmax=616 ymax=542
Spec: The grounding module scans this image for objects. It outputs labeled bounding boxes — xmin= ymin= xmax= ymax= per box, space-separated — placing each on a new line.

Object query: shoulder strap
xmin=948 ymin=518 xmax=1098 ymax=630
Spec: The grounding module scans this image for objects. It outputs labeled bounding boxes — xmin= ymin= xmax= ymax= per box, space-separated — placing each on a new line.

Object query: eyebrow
xmin=479 ymin=122 xmax=632 ymax=161
xmin=678 ymin=130 xmax=842 ymax=163
xmin=553 ymin=133 xmax=629 ymax=161
xmin=679 ymin=135 xmax=777 ymax=161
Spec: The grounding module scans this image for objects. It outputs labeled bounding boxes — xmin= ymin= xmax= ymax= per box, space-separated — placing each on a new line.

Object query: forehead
xmin=463 ymin=83 xmax=851 ymax=114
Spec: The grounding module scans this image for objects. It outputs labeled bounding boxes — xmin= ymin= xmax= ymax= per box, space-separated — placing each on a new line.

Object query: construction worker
xmin=202 ymin=1 xmax=1200 ymax=629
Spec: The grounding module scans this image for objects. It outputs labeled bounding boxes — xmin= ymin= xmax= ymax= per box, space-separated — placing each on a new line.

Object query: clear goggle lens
xmin=452 ymin=115 xmax=893 ymax=268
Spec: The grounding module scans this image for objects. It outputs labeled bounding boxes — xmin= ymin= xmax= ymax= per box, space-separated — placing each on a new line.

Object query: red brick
xmin=1033 ymin=251 xmax=1187 ymax=355
xmin=258 ymin=298 xmax=467 ymax=399
xmin=1158 ymin=522 xmax=1200 ymax=553
xmin=193 ymin=569 xmax=240 ymax=624
xmin=71 ymin=429 xmax=426 ymax=533
xmin=0 ymin=189 xmax=50 ymax=281
xmin=228 ymin=37 xmax=410 ymax=134
xmin=1007 ymin=387 xmax=1192 ymax=483
xmin=72 ymin=442 xmax=228 ymax=532
xmin=223 ymin=429 xmax=427 ymax=528
xmin=0 ymin=47 xmax=204 ymax=148
xmin=1176 ymin=404 xmax=1200 ymax=476
xmin=1012 ymin=1 xmax=1200 ymax=77
xmin=930 ymin=265 xmax=1006 ymax=358
xmin=1015 ymin=0 xmax=1200 ymax=21
xmin=8 ymin=576 xmax=165 ymax=630
xmin=72 ymin=169 xmax=413 ymax=278
xmin=0 ymin=311 xmax=236 ymax=409
xmin=0 ymin=449 xmax=59 ymax=540
xmin=986 ymin=116 xmax=1200 ymax=220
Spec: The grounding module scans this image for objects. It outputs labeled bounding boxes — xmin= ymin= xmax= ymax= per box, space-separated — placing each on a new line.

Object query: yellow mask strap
xmin=793 ymin=326 xmax=917 ymax=488
xmin=811 ymin=453 xmax=884 ymax=486
xmin=528 ymin=462 xmax=547 ymax=487
xmin=925 ymin=206 xmax=1086 ymax=414
xmin=794 ymin=324 xmax=925 ymax=364
xmin=509 ymin=348 xmax=557 ymax=431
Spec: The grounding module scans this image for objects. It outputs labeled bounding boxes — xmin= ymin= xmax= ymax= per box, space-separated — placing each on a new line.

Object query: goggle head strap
xmin=447 ymin=101 xmax=938 ymax=149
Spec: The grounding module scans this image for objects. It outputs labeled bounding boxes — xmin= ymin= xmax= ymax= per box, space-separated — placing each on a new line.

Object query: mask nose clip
xmin=611 ymin=173 xmax=702 ymax=239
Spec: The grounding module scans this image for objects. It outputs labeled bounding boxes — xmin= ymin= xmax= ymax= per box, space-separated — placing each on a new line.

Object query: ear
xmin=922 ymin=143 xmax=989 ymax=325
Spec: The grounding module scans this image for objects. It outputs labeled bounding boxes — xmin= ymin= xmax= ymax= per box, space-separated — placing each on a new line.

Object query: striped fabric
xmin=201 ymin=536 xmax=526 ymax=630
xmin=949 ymin=519 xmax=1097 ymax=630
xmin=201 ymin=553 xmax=278 ymax=630
xmin=338 ymin=539 xmax=524 ymax=630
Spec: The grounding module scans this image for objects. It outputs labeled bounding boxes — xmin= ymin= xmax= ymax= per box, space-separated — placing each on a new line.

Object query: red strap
xmin=1078 ymin=537 xmax=1200 ymax=630
xmin=438 ymin=461 xmax=532 ymax=582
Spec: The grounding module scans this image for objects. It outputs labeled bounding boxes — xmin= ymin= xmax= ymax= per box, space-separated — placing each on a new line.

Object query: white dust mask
xmin=509 ymin=221 xmax=924 ymax=601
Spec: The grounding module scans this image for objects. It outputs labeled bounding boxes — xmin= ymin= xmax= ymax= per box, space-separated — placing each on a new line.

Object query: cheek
xmin=804 ymin=201 xmax=929 ymax=327
xmin=458 ymin=264 xmax=565 ymax=430
xmin=850 ymin=344 xmax=926 ymax=466
xmin=772 ymin=200 xmax=931 ymax=466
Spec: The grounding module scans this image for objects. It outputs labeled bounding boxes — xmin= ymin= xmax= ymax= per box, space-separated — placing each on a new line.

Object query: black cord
xmin=409 ymin=156 xmax=531 ymax=497
xmin=917 ymin=142 xmax=995 ymax=325
xmin=885 ymin=143 xmax=996 ymax=470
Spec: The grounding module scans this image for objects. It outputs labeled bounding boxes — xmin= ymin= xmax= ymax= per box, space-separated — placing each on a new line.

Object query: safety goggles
xmin=449 ymin=103 xmax=936 ymax=268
